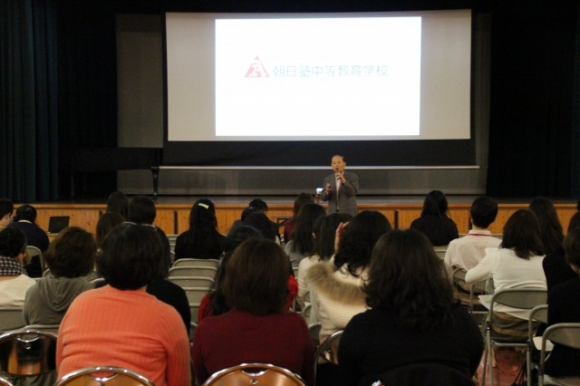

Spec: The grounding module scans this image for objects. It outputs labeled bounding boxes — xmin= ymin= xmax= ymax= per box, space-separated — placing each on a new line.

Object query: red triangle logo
xmin=245 ymin=56 xmax=269 ymax=78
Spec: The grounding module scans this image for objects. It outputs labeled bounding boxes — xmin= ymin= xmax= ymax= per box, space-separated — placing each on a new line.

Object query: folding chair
xmin=168 ymin=276 xmax=214 ymax=290
xmin=481 ymin=288 xmax=547 ymax=386
xmin=538 ymin=323 xmax=580 ymax=386
xmin=173 ymin=258 xmax=219 ymax=269
xmin=183 ymin=287 xmax=210 ymax=335
xmin=452 ymin=268 xmax=493 ymax=326
xmin=168 ymin=266 xmax=217 ymax=279
xmin=202 ymin=363 xmax=305 ymax=386
xmin=313 ymin=330 xmax=343 ymax=386
xmin=0 ymin=329 xmax=58 ymax=383
xmin=26 ymin=246 xmax=45 ymax=271
xmin=0 ymin=375 xmax=13 ymax=386
xmin=526 ymin=304 xmax=548 ymax=386
xmin=55 ymin=366 xmax=155 ymax=386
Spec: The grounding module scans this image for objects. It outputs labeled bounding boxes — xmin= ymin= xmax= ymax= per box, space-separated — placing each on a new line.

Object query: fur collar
xmin=307 ymin=262 xmax=367 ymax=304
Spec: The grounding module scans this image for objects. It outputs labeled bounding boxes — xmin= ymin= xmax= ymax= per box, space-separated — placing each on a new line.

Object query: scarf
xmin=0 ymin=255 xmax=26 ymax=276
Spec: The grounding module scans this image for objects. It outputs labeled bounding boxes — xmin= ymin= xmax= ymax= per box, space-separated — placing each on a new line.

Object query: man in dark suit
xmin=320 ymin=155 xmax=359 ymax=217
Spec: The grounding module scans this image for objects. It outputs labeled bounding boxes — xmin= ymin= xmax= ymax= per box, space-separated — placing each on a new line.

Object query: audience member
xmin=308 ymin=210 xmax=392 ymax=343
xmin=174 ymin=198 xmax=225 ymax=260
xmin=23 ymin=226 xmax=96 ymax=325
xmin=339 ymin=229 xmax=483 ymax=386
xmin=284 ymin=203 xmax=326 ymax=268
xmin=529 ymin=196 xmax=564 ymax=256
xmin=106 ymin=191 xmax=129 ymax=219
xmin=57 ymin=223 xmax=191 ymax=386
xmin=296 ymin=212 xmax=352 ymax=310
xmin=192 ymin=238 xmax=314 ymax=385
xmin=243 ymin=211 xmax=280 ymax=243
xmin=444 ymin=196 xmax=501 ymax=271
xmin=8 ymin=204 xmax=50 ymax=277
xmin=567 ymin=198 xmax=580 ymax=233
xmin=198 ymin=225 xmax=297 ymax=323
xmin=284 ymin=192 xmax=314 ymax=243
xmin=466 ymin=209 xmax=546 ymax=336
xmin=197 ymin=225 xmax=263 ymax=322
xmin=543 ymin=211 xmax=580 ymax=293
xmin=0 ymin=198 xmax=14 ymax=228
xmin=96 ymin=212 xmax=124 ymax=249
xmin=0 ymin=227 xmax=35 ymax=307
xmin=543 ymin=227 xmax=580 ymax=385
xmin=128 ymin=195 xmax=171 ymax=266
xmin=410 ymin=190 xmax=459 ymax=246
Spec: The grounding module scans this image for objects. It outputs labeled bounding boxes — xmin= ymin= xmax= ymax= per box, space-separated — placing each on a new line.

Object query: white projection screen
xmin=164 ymin=10 xmax=475 ymax=166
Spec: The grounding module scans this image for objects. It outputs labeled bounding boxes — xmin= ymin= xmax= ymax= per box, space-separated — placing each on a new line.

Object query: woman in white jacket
xmin=466 ymin=209 xmax=546 ymax=336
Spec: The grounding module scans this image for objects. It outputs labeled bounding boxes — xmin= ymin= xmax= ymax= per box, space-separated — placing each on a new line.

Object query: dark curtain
xmin=486 ymin=1 xmax=579 ymax=198
xmin=56 ymin=0 xmax=118 ymax=198
xmin=0 ymin=0 xmax=59 ymax=202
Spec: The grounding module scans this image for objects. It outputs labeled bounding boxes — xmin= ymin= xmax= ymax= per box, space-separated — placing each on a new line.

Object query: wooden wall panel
xmin=20 ymin=202 xmax=580 ymax=243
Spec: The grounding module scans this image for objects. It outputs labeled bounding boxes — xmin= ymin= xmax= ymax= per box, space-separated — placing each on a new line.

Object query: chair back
xmin=308 ymin=323 xmax=321 ymax=349
xmin=433 ymin=245 xmax=447 ymax=260
xmin=168 ymin=276 xmax=214 ymax=290
xmin=173 ymin=258 xmax=219 ymax=269
xmin=21 ymin=324 xmax=60 ymax=335
xmin=0 ymin=308 xmax=25 ymax=332
xmin=54 ymin=366 xmax=155 ymax=386
xmin=201 ymin=363 xmax=306 ymax=386
xmin=313 ymin=330 xmax=343 ymax=385
xmin=0 ymin=329 xmax=57 ymax=376
xmin=168 ymin=266 xmax=217 ymax=279
xmin=26 ymin=246 xmax=45 ymax=271
xmin=539 ymin=322 xmax=580 ymax=384
xmin=490 ymin=288 xmax=547 ymax=314
xmin=0 ymin=375 xmax=14 ymax=386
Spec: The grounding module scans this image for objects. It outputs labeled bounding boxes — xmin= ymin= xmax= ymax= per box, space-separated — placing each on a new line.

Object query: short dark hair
xmin=564 ymin=228 xmax=580 ymax=268
xmin=128 ymin=195 xmax=156 ymax=224
xmin=248 ymin=198 xmax=268 ymax=212
xmin=13 ymin=204 xmax=37 ymax=223
xmin=290 ymin=203 xmax=326 ymax=255
xmin=334 ymin=210 xmax=392 ymax=275
xmin=223 ymin=238 xmax=289 ymax=315
xmin=44 ymin=226 xmax=96 ymax=278
xmin=0 ymin=227 xmax=26 ymax=258
xmin=96 ymin=212 xmax=124 ymax=248
xmin=528 ymin=197 xmax=564 ymax=255
xmin=0 ymin=198 xmax=14 ymax=219
xmin=421 ymin=190 xmax=448 ymax=216
xmin=470 ymin=196 xmax=498 ymax=228
xmin=365 ymin=229 xmax=454 ymax=331
xmin=313 ymin=213 xmax=353 ymax=261
xmin=98 ymin=223 xmax=164 ymax=289
xmin=501 ymin=209 xmax=543 ymax=259
xmin=106 ymin=191 xmax=129 ymax=219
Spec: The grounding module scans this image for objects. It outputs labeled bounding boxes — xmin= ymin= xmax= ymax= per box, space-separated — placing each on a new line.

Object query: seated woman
xmin=284 ymin=192 xmax=314 ymax=243
xmin=308 ymin=210 xmax=392 ymax=343
xmin=198 ymin=225 xmax=297 ymax=322
xmin=24 ymin=226 xmax=96 ymax=325
xmin=174 ymin=198 xmax=225 ymax=260
xmin=296 ymin=212 xmax=352 ymax=310
xmin=284 ymin=203 xmax=326 ymax=268
xmin=8 ymin=204 xmax=50 ymax=277
xmin=0 ymin=227 xmax=35 ymax=307
xmin=466 ymin=209 xmax=546 ymax=336
xmin=543 ymin=227 xmax=580 ymax=385
xmin=410 ymin=190 xmax=459 ymax=246
xmin=56 ymin=223 xmax=191 ymax=386
xmin=96 ymin=211 xmax=124 ymax=249
xmin=192 ymin=238 xmax=314 ymax=385
xmin=339 ymin=229 xmax=484 ymax=386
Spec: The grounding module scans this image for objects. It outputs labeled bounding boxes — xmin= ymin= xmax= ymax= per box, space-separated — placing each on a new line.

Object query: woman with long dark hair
xmin=174 ymin=198 xmax=225 ymax=260
xmin=410 ymin=190 xmax=459 ymax=246
xmin=339 ymin=229 xmax=483 ymax=385
xmin=284 ymin=203 xmax=326 ymax=267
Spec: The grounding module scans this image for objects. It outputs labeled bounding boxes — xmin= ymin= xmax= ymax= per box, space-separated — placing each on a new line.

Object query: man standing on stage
xmin=321 ymin=155 xmax=359 ymax=217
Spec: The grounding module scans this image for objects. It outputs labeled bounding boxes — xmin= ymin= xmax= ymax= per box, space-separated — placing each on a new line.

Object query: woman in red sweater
xmin=192 ymin=238 xmax=314 ymax=385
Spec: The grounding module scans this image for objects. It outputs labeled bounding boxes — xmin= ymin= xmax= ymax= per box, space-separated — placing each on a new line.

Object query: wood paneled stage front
xmin=27 ymin=196 xmax=578 ymax=237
